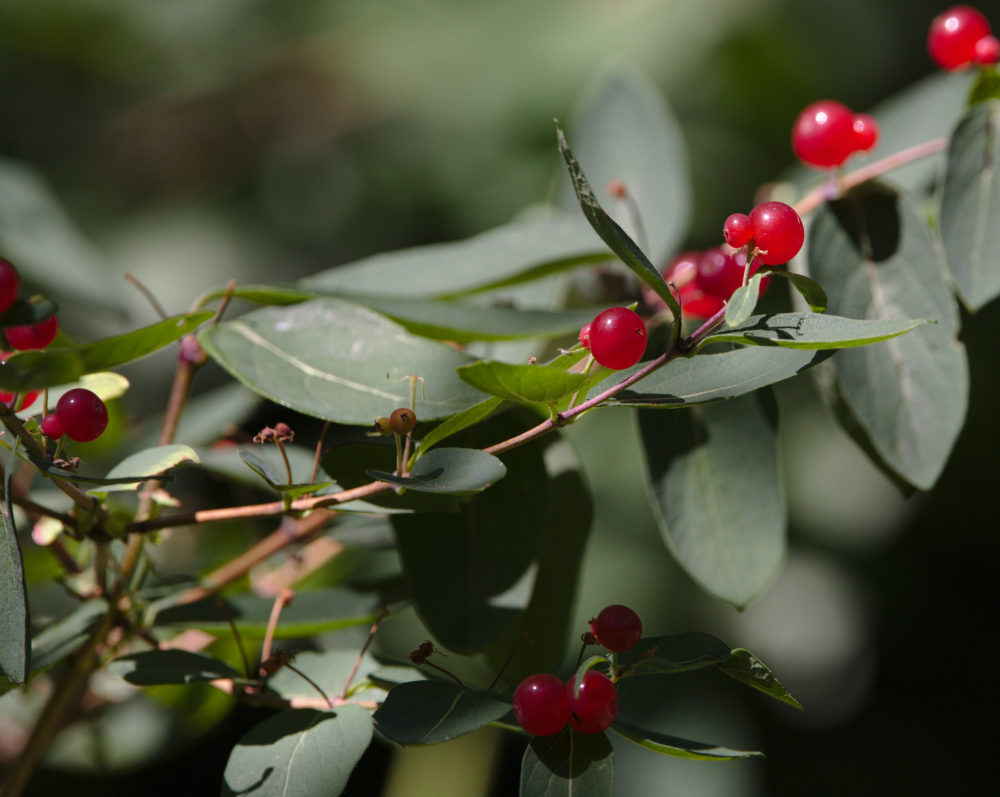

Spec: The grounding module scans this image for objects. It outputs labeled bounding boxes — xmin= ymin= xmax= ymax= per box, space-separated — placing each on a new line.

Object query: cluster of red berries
xmin=791 ymin=101 xmax=879 ymax=170
xmin=0 ymin=256 xmax=108 ymax=442
xmin=642 ymin=201 xmax=803 ymax=321
xmin=928 ymin=5 xmax=999 ymax=69
xmin=578 ymin=306 xmax=647 ymax=370
xmin=512 ymin=605 xmax=642 ymax=737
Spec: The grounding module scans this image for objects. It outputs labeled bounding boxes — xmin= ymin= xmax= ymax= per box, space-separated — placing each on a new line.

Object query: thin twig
xmin=310 ymin=421 xmax=330 ymax=483
xmin=341 ymin=608 xmax=388 ymax=699
xmin=260 ymin=589 xmax=295 ymax=674
xmin=124 ymin=273 xmax=168 ymax=320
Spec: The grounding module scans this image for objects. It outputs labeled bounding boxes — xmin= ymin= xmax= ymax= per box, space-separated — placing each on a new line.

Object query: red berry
xmin=791 ymin=100 xmax=857 ymax=169
xmin=513 ymin=674 xmax=569 ymax=736
xmin=851 ymin=114 xmax=879 ymax=153
xmin=0 ymin=389 xmax=38 ymax=411
xmin=590 ymin=604 xmax=642 ymax=652
xmin=749 ymin=202 xmax=804 ymax=266
xmin=41 ymin=413 xmax=64 ymax=438
xmin=723 ymin=213 xmax=754 ymax=248
xmin=975 ymin=34 xmax=1000 ymax=64
xmin=0 ymin=258 xmax=19 ymax=313
xmin=678 ymin=280 xmax=725 ymax=320
xmin=565 ymin=671 xmax=618 ymax=734
xmin=579 ymin=322 xmax=591 ymax=349
xmin=55 ymin=388 xmax=108 ymax=442
xmin=696 ymin=248 xmax=746 ymax=300
xmin=928 ymin=6 xmax=991 ymax=70
xmin=588 ymin=307 xmax=647 ymax=370
xmin=643 ymin=252 xmax=698 ymax=312
xmin=6 ymin=315 xmax=58 ymax=350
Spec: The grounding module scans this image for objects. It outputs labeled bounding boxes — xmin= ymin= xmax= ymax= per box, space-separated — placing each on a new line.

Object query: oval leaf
xmin=809 ymin=183 xmax=969 ymax=489
xmin=221 ymin=706 xmax=372 ymax=797
xmin=706 ymin=312 xmax=924 ymax=350
xmin=769 ymin=269 xmax=828 ymax=313
xmin=940 ymin=100 xmax=1000 ymax=310
xmin=724 ymin=273 xmax=764 ymax=328
xmin=638 ymin=392 xmax=785 ymax=608
xmin=198 ymin=297 xmax=487 ymax=425
xmin=108 ymin=650 xmax=239 ymax=685
xmin=369 ymin=447 xmax=506 ymax=494
xmin=0 ymin=311 xmax=213 ymax=392
xmin=718 ymin=648 xmax=802 ymax=709
xmin=610 ymin=723 xmax=762 ymax=761
xmin=620 ymin=633 xmax=732 ymax=676
xmin=87 ymin=444 xmax=200 ymax=498
xmin=520 ymin=728 xmax=614 ymax=797
xmin=457 ymin=361 xmax=590 ymax=405
xmin=602 ymin=346 xmax=832 ymax=408
xmin=302 ymin=211 xmax=605 ymax=300
xmin=373 ymin=680 xmax=510 ymax=745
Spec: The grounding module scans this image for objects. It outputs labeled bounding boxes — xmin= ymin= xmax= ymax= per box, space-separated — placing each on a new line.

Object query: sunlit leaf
xmin=457 ymin=361 xmax=590 ymax=405
xmin=718 ymin=648 xmax=802 ymax=709
xmin=368 ymin=447 xmax=506 ymax=494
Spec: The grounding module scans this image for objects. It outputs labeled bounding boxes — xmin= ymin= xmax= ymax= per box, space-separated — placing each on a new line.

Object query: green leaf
xmin=108 ymin=650 xmax=239 ymax=685
xmin=221 ymin=706 xmax=372 ymax=797
xmin=485 ymin=468 xmax=593 ymax=683
xmin=196 ymin=283 xmax=315 ymax=308
xmin=619 ymin=633 xmax=733 ymax=676
xmin=415 ymin=397 xmax=505 ymax=456
xmin=0 ymin=311 xmax=213 ymax=392
xmin=718 ymin=648 xmax=802 ymax=709
xmin=638 ymin=392 xmax=785 ymax=608
xmin=87 ymin=444 xmax=200 ymax=498
xmin=391 ymin=413 xmax=548 ymax=652
xmin=610 ymin=723 xmax=762 ymax=761
xmin=152 ymin=589 xmax=378 ymax=639
xmin=724 ymin=273 xmax=764 ymax=328
xmin=769 ymin=270 xmax=828 ymax=313
xmin=1 ymin=442 xmax=28 ymax=684
xmin=940 ymin=100 xmax=1000 ymax=310
xmin=558 ymin=60 xmax=691 ymax=266
xmin=968 ymin=69 xmax=1000 ymax=105
xmin=457 ymin=361 xmax=590 ymax=405
xmin=198 ymin=296 xmax=487 ymax=425
xmin=600 ymin=346 xmax=832 ymax=408
xmin=368 ymin=447 xmax=506 ymax=494
xmin=556 ymin=124 xmax=680 ymax=321
xmin=809 ymin=183 xmax=968 ymax=489
xmin=373 ymin=680 xmax=510 ymax=745
xmin=347 ymin=296 xmax=598 ymax=343
xmin=520 ymin=728 xmax=614 ymax=797
xmin=267 ymin=649 xmax=386 ymax=704
xmin=705 ymin=312 xmax=924 ymax=350
xmin=30 ymin=599 xmax=107 ymax=673
xmin=236 ymin=447 xmax=332 ymax=497
xmin=302 ymin=210 xmax=606 ymax=300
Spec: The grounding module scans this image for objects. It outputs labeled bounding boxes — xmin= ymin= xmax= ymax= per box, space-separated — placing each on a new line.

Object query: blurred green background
xmin=1 ymin=0 xmax=996 ymax=795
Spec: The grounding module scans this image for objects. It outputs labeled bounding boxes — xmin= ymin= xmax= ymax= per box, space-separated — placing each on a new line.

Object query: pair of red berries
xmin=0 ymin=257 xmax=60 ymax=351
xmin=40 ymin=389 xmax=109 ymax=443
xmin=512 ymin=605 xmax=642 ymax=737
xmin=791 ymin=101 xmax=879 ymax=170
xmin=928 ymin=5 xmax=999 ymax=70
xmin=579 ymin=307 xmax=647 ymax=371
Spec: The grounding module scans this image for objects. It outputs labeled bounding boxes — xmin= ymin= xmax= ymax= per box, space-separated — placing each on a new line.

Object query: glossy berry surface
xmin=590 ymin=604 xmax=642 ymax=652
xmin=578 ymin=322 xmax=591 ymax=349
xmin=928 ymin=6 xmax=991 ymax=70
xmin=723 ymin=213 xmax=754 ymax=248
xmin=40 ymin=413 xmax=64 ymax=439
xmin=565 ymin=671 xmax=618 ymax=734
xmin=851 ymin=114 xmax=879 ymax=153
xmin=975 ymin=34 xmax=1000 ymax=64
xmin=588 ymin=307 xmax=646 ymax=370
xmin=388 ymin=407 xmax=416 ymax=435
xmin=55 ymin=388 xmax=108 ymax=442
xmin=0 ymin=258 xmax=18 ymax=313
xmin=696 ymin=248 xmax=746 ymax=300
xmin=749 ymin=202 xmax=804 ymax=266
xmin=6 ymin=315 xmax=58 ymax=350
xmin=791 ymin=100 xmax=856 ymax=168
xmin=513 ymin=674 xmax=569 ymax=736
